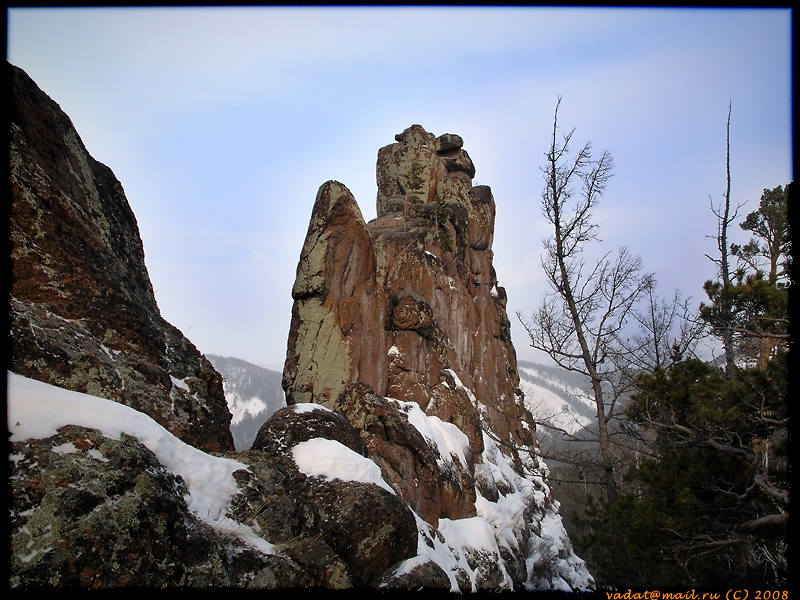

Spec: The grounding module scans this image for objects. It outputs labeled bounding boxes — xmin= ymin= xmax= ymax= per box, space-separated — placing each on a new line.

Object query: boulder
xmin=250 ymin=404 xmax=368 ymax=457
xmin=311 ymin=477 xmax=417 ymax=587
xmin=8 ymin=425 xmax=305 ymax=588
xmin=245 ymin=402 xmax=418 ymax=586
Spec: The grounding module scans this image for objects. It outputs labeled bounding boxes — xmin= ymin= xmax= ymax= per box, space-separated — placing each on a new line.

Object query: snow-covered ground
xmin=7 ymin=370 xmax=592 ymax=591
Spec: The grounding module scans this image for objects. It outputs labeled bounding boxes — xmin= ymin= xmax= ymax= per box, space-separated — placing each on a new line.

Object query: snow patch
xmin=227 ymin=392 xmax=268 ymax=425
xmin=292 ymin=402 xmax=332 ymax=414
xmin=443 ymin=368 xmax=478 ymax=405
xmin=170 ymin=375 xmax=189 ymax=392
xmin=6 ymin=371 xmax=272 ymax=553
xmin=388 ymin=397 xmax=470 ymax=469
xmin=51 ymin=442 xmax=78 ymax=455
xmin=292 ymin=438 xmax=395 ymax=494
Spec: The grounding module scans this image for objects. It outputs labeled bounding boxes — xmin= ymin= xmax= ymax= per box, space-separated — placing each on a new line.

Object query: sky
xmin=6 ymin=6 xmax=793 ymax=369
xmin=8 ymin=369 xmax=588 ymax=591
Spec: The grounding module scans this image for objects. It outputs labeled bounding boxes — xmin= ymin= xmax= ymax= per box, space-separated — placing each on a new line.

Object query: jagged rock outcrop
xmin=8 ymin=62 xmax=233 ymax=453
xmin=8 ymin=61 xmax=591 ymax=591
xmin=282 ymin=124 xmax=592 ymax=589
xmin=9 ymin=424 xmax=308 ymax=588
xmin=283 ymin=125 xmax=535 ymax=521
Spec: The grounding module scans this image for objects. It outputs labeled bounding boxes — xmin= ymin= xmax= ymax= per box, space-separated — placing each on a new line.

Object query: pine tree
xmin=579 ymin=181 xmax=791 ymax=588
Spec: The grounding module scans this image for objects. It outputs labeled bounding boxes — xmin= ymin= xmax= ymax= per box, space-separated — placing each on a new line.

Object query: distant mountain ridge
xmin=517 ymin=360 xmax=596 ymax=435
xmin=207 ymin=355 xmax=285 ymax=451
xmin=208 ymin=355 xmax=598 ymax=451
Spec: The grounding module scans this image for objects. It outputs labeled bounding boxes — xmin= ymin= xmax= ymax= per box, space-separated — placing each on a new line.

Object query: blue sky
xmin=7 ymin=7 xmax=793 ymax=369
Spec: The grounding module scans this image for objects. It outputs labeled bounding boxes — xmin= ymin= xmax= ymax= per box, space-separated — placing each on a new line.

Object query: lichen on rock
xmin=281 ymin=124 xmax=593 ymax=590
xmin=8 ymin=57 xmax=592 ymax=589
xmin=8 ymin=61 xmax=233 ymax=454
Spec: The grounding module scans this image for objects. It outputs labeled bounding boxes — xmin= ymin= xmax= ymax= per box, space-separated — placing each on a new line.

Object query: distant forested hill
xmin=207 ymin=355 xmax=285 ymax=450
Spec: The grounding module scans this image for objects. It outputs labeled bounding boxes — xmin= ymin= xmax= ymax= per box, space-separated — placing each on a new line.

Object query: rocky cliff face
xmin=283 ymin=126 xmax=535 ymax=521
xmin=281 ymin=124 xmax=592 ymax=588
xmin=8 ymin=62 xmax=591 ymax=591
xmin=8 ymin=62 xmax=233 ymax=454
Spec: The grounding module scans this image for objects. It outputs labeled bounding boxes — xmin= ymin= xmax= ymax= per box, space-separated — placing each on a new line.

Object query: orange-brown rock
xmin=332 ymin=383 xmax=477 ymax=526
xmin=283 ymin=125 xmax=539 ymax=525
xmin=282 ymin=181 xmax=390 ymax=406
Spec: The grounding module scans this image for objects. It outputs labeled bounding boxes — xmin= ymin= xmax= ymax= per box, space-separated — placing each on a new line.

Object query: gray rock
xmin=251 ymin=404 xmax=368 ymax=458
xmin=379 ymin=559 xmax=453 ymax=590
xmin=311 ymin=477 xmax=418 ymax=587
xmin=435 ymin=133 xmax=464 ymax=152
xmin=9 ymin=425 xmax=261 ymax=587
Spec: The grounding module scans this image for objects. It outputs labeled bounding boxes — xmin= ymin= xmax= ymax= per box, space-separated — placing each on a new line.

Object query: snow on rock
xmin=379 ymin=388 xmax=593 ymax=591
xmin=388 ymin=397 xmax=471 ymax=469
xmin=292 ymin=437 xmax=395 ymax=494
xmin=7 ymin=368 xmax=593 ymax=590
xmin=6 ymin=371 xmax=265 ymax=548
xmin=293 ymin=402 xmax=332 ymax=414
xmin=443 ymin=368 xmax=478 ymax=405
xmin=390 ymin=511 xmax=513 ymax=592
xmin=169 ymin=375 xmax=190 ymax=392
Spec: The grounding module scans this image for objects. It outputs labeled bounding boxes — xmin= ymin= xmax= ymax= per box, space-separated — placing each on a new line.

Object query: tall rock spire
xmin=285 ymin=125 xmax=535 ymax=470
xmin=282 ymin=126 xmax=592 ymax=589
xmin=282 ymin=126 xmax=592 ymax=592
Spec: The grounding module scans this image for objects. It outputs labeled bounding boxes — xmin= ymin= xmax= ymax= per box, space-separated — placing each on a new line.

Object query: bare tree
xmin=703 ymin=102 xmax=745 ymax=378
xmin=612 ymin=285 xmax=706 ymax=376
xmin=518 ymin=97 xmax=653 ymax=503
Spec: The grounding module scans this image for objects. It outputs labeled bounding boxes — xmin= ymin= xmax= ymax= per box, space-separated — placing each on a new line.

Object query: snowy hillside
xmin=207 ymin=355 xmax=285 ymax=451
xmin=517 ymin=361 xmax=596 ymax=436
